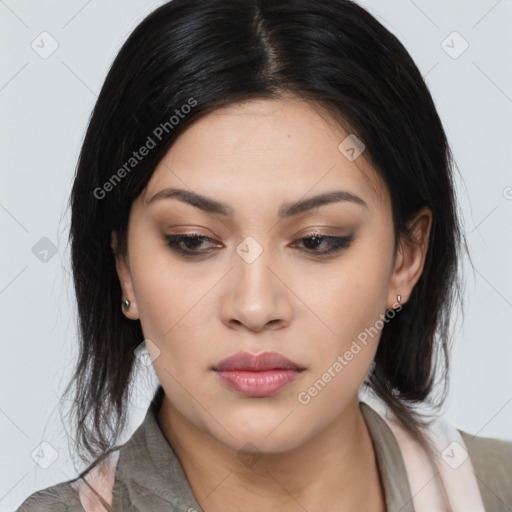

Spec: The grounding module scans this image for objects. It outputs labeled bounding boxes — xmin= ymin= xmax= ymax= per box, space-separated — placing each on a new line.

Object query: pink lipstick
xmin=212 ymin=351 xmax=305 ymax=397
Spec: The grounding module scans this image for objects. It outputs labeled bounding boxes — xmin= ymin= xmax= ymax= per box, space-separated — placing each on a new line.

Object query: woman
xmin=16 ymin=0 xmax=512 ymax=511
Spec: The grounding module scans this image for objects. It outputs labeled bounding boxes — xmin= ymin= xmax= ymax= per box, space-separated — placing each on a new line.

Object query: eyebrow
xmin=146 ymin=187 xmax=367 ymax=219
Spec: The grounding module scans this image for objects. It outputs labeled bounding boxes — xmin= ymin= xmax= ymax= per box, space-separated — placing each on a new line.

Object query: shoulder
xmin=460 ymin=429 xmax=512 ymax=474
xmin=15 ymin=478 xmax=84 ymax=512
xmin=16 ymin=446 xmax=122 ymax=512
xmin=459 ymin=429 xmax=512 ymax=511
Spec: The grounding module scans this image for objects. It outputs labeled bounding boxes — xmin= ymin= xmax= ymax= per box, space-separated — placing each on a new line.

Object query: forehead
xmin=140 ymin=97 xmax=389 ymax=215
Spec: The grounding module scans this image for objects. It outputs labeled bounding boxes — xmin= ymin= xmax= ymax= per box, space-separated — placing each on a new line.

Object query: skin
xmin=111 ymin=96 xmax=432 ymax=512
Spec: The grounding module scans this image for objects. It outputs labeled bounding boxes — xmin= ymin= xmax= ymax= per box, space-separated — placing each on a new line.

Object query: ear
xmin=386 ymin=206 xmax=432 ymax=308
xmin=111 ymin=231 xmax=140 ymax=320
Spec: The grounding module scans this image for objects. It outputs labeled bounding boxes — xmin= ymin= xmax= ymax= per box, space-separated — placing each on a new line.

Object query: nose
xmin=220 ymin=240 xmax=294 ymax=333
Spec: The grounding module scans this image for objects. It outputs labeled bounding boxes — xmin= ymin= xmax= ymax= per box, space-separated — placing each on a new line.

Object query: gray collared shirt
xmin=16 ymin=388 xmax=512 ymax=511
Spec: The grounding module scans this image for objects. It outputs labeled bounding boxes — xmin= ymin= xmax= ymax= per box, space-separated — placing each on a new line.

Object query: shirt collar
xmin=111 ymin=387 xmax=414 ymax=511
xmin=360 ymin=401 xmax=415 ymax=511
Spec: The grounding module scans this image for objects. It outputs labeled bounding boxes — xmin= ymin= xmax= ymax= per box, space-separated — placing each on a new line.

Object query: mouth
xmin=212 ymin=351 xmax=305 ymax=397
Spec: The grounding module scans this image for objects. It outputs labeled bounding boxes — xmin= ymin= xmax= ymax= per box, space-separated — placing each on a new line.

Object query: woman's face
xmin=113 ymin=96 xmax=430 ymax=453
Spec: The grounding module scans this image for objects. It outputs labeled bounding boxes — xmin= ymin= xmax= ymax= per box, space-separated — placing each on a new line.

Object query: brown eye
xmin=292 ymin=233 xmax=354 ymax=256
xmin=164 ymin=234 xmax=219 ymax=256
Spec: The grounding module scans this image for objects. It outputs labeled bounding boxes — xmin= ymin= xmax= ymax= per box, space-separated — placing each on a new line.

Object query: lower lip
xmin=215 ymin=369 xmax=302 ymax=397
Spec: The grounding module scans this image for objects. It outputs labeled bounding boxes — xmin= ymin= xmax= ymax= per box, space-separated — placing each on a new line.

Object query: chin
xmin=228 ymin=432 xmax=305 ymax=456
xmin=207 ymin=413 xmax=311 ymax=455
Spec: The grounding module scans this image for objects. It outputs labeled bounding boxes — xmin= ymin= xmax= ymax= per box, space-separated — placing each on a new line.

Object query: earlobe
xmin=111 ymin=231 xmax=140 ymax=320
xmin=387 ymin=206 xmax=432 ymax=308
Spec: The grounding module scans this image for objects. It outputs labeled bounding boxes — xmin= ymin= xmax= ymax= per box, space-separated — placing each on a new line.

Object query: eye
xmin=291 ymin=233 xmax=354 ymax=256
xmin=164 ymin=233 xmax=219 ymax=257
xmin=164 ymin=232 xmax=354 ymax=258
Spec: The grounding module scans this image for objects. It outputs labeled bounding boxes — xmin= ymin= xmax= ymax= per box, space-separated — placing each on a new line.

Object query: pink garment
xmin=364 ymin=397 xmax=486 ymax=512
xmin=70 ymin=450 xmax=119 ymax=512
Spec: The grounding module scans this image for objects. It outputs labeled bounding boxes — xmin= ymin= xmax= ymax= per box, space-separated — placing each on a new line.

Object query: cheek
xmin=128 ymin=250 xmax=223 ymax=383
xmin=293 ymin=275 xmax=386 ymax=420
xmin=295 ymin=235 xmax=393 ymax=392
xmin=126 ymin=233 xmax=198 ymax=343
xmin=303 ymin=240 xmax=393 ymax=339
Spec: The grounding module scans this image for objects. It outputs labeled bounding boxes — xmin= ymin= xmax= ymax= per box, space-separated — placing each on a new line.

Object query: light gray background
xmin=1 ymin=1 xmax=511 ymax=510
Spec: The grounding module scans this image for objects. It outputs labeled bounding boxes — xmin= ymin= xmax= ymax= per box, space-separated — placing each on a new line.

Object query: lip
xmin=213 ymin=351 xmax=304 ymax=372
xmin=212 ymin=351 xmax=305 ymax=397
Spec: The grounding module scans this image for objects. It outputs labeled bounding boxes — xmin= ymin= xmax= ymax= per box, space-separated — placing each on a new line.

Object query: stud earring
xmin=397 ymin=294 xmax=402 ymax=305
xmin=123 ymin=299 xmax=131 ymax=311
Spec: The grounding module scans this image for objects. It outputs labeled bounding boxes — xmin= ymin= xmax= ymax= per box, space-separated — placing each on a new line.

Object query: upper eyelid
xmin=164 ymin=232 xmax=348 ymax=242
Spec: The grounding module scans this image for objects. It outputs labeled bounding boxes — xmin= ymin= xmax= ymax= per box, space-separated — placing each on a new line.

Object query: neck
xmin=157 ymin=396 xmax=386 ymax=512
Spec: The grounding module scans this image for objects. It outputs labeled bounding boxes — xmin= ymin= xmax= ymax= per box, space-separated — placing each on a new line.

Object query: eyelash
xmin=163 ymin=232 xmax=354 ymax=258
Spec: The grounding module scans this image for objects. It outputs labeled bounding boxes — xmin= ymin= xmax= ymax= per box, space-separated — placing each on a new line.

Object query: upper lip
xmin=213 ymin=351 xmax=304 ymax=372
